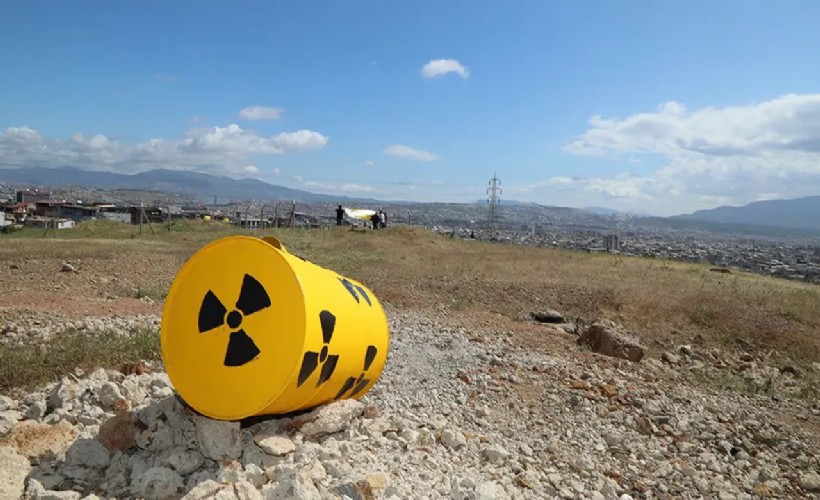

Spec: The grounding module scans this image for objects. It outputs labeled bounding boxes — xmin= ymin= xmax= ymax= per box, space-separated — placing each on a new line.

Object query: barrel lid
xmin=161 ymin=236 xmax=306 ymax=420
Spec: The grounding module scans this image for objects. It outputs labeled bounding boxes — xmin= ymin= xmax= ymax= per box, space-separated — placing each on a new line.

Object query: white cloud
xmin=238 ymin=106 xmax=284 ymax=120
xmin=243 ymin=165 xmax=259 ymax=174
xmin=384 ymin=144 xmax=439 ymax=161
xmin=271 ymin=130 xmax=328 ymax=150
xmin=364 ymin=160 xmax=374 ymax=167
xmin=421 ymin=59 xmax=469 ymax=79
xmin=0 ymin=123 xmax=329 ymax=177
xmin=559 ymin=93 xmax=820 ymax=213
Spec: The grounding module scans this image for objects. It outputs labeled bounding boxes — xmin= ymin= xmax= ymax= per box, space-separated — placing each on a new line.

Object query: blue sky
xmin=2 ymin=1 xmax=820 ymax=215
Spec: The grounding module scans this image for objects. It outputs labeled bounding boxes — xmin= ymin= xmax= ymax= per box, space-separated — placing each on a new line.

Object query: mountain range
xmin=671 ymin=196 xmax=820 ymax=232
xmin=1 ymin=166 xmax=818 ymax=235
xmin=0 ymin=166 xmax=382 ymax=204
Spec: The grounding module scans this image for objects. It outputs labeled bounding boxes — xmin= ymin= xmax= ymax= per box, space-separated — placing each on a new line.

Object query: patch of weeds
xmin=689 ymin=303 xmax=719 ymax=327
xmin=594 ymin=286 xmax=623 ymax=311
xmin=0 ymin=328 xmax=161 ymax=393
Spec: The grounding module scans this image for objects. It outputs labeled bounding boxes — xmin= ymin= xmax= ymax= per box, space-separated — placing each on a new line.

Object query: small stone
xmin=482 ymin=444 xmax=510 ymax=464
xmin=264 ymin=469 xmax=321 ymax=499
xmin=97 ymin=382 xmax=123 ymax=409
xmin=296 ymin=399 xmax=364 ymax=437
xmin=0 ymin=396 xmax=14 ymax=412
xmin=60 ymin=263 xmax=76 ymax=273
xmin=130 ymin=466 xmax=184 ymax=499
xmin=25 ymin=400 xmax=47 ymax=421
xmin=475 ymin=481 xmax=508 ymax=500
xmin=799 ymin=471 xmax=820 ymax=492
xmin=181 ymin=479 xmax=236 ymax=499
xmin=599 ymin=384 xmax=618 ymax=398
xmin=256 ymin=435 xmax=296 ymax=456
xmin=234 ymin=481 xmax=263 ymax=500
xmin=531 ymin=310 xmax=565 ymax=323
xmin=0 ymin=410 xmax=19 ymax=435
xmin=98 ymin=411 xmax=137 ymax=452
xmin=362 ymin=406 xmax=382 ymax=419
xmin=441 ymin=429 xmax=467 ymax=449
xmin=662 ymin=352 xmax=682 ymax=364
xmin=65 ymin=438 xmax=110 ymax=469
xmin=193 ymin=415 xmax=242 ymax=460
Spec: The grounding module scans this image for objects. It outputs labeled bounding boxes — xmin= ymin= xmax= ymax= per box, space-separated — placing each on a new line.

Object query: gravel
xmin=0 ymin=309 xmax=818 ymax=499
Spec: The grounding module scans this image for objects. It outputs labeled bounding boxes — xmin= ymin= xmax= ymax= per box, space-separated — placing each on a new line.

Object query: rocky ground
xmin=1 ymin=307 xmax=819 ymax=500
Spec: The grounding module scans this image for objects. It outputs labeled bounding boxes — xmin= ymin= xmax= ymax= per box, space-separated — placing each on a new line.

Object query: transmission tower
xmin=486 ymin=173 xmax=502 ymax=226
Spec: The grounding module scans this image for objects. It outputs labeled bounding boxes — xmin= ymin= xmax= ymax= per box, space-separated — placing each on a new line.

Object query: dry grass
xmin=1 ymin=220 xmax=818 ymax=393
xmin=0 ymin=328 xmax=160 ymax=393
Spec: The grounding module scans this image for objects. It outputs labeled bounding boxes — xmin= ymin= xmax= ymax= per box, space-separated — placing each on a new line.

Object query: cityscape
xmin=3 ymin=181 xmax=818 ymax=284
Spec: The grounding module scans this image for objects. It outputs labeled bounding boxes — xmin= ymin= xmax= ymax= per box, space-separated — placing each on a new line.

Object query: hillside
xmin=0 ymin=223 xmax=818 ymax=498
xmin=672 ymin=196 xmax=820 ymax=231
xmin=0 ymin=166 xmax=382 ymax=204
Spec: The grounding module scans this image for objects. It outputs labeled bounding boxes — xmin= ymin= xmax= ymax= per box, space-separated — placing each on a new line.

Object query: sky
xmin=2 ymin=1 xmax=820 ymax=216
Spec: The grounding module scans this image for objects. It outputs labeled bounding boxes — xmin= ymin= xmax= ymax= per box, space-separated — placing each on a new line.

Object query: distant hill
xmin=0 ymin=166 xmax=382 ymax=204
xmin=582 ymin=206 xmax=654 ymax=217
xmin=672 ymin=196 xmax=820 ymax=232
xmin=472 ymin=198 xmax=535 ymax=206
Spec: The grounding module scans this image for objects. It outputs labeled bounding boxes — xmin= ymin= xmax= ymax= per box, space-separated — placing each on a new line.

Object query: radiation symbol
xmin=335 ymin=345 xmax=378 ymax=399
xmin=297 ymin=310 xmax=340 ymax=387
xmin=339 ymin=277 xmax=372 ymax=306
xmin=197 ymin=273 xmax=272 ymax=367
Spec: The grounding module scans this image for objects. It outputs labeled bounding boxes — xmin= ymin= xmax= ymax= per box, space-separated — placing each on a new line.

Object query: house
xmin=24 ymin=217 xmax=75 ymax=229
xmin=94 ymin=204 xmax=131 ymax=224
xmin=34 ymin=200 xmax=64 ymax=217
xmin=16 ymin=190 xmax=44 ymax=204
xmin=129 ymin=206 xmax=164 ymax=225
xmin=58 ymin=204 xmax=100 ymax=221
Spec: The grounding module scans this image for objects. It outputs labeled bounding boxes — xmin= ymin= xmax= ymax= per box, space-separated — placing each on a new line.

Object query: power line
xmin=486 ymin=172 xmax=501 ymax=226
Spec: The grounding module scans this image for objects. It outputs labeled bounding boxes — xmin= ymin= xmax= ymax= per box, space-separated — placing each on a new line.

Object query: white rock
xmin=799 ymin=471 xmax=820 ymax=491
xmin=65 ymin=439 xmax=111 ymax=469
xmin=244 ymin=463 xmax=267 ymax=488
xmin=97 ymin=382 xmax=123 ymax=409
xmin=441 ymin=429 xmax=467 ymax=449
xmin=120 ymin=376 xmax=147 ymax=406
xmin=217 ymin=460 xmax=247 ymax=484
xmin=482 ymin=444 xmax=510 ymax=464
xmin=48 ymin=379 xmax=78 ymax=410
xmin=0 ymin=446 xmax=32 ymax=500
xmin=162 ymin=449 xmax=205 ymax=475
xmin=25 ymin=400 xmax=47 ymax=421
xmin=262 ymin=469 xmax=321 ymax=499
xmin=475 ymin=481 xmax=509 ymax=500
xmin=35 ymin=489 xmax=82 ymax=499
xmin=298 ymin=400 xmax=364 ymax=437
xmin=130 ymin=466 xmax=184 ymax=500
xmin=0 ymin=395 xmax=15 ymax=411
xmin=182 ymin=479 xmax=238 ymax=500
xmin=0 ymin=410 xmax=20 ymax=435
xmin=255 ymin=435 xmax=296 ymax=456
xmin=193 ymin=415 xmax=242 ymax=460
xmin=234 ymin=481 xmax=263 ymax=500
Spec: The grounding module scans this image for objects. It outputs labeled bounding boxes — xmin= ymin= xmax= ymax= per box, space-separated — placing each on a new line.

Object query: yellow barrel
xmin=160 ymin=235 xmax=390 ymax=421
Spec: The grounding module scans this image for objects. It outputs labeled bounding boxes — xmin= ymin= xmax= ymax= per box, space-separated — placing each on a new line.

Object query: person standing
xmin=335 ymin=204 xmax=344 ymax=226
xmin=379 ymin=208 xmax=386 ymax=228
xmin=370 ymin=211 xmax=380 ymax=229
